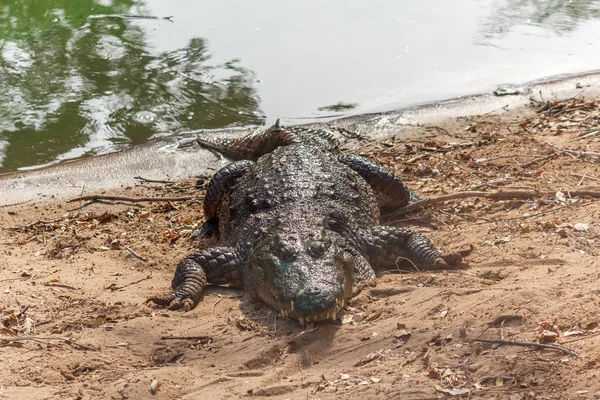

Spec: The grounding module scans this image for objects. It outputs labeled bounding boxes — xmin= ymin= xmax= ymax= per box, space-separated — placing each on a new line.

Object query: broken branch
xmin=134 ymin=176 xmax=173 ymax=184
xmin=545 ymin=143 xmax=600 ymax=158
xmin=471 ymin=338 xmax=576 ymax=356
xmin=0 ymin=199 xmax=32 ymax=208
xmin=0 ymin=336 xmax=99 ymax=351
xmin=126 ymin=247 xmax=148 ymax=262
xmin=67 ymin=195 xmax=193 ymax=203
xmin=160 ymin=335 xmax=212 ymax=341
xmin=105 ymin=274 xmax=152 ymax=291
xmin=475 ymin=154 xmax=547 ymax=163
xmin=388 ymin=189 xmax=600 ymax=218
xmin=570 ymin=172 xmax=600 ymax=184
xmin=520 ymin=152 xmax=560 ymax=168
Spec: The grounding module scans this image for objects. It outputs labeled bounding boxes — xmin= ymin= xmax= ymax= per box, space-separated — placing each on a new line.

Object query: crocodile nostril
xmin=295 ymin=287 xmax=335 ymax=314
xmin=308 ymin=241 xmax=326 ymax=257
xmin=279 ymin=244 xmax=297 ymax=260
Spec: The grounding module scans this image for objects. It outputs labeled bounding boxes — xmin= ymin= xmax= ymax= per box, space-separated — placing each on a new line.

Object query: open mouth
xmin=279 ymin=297 xmax=346 ymax=325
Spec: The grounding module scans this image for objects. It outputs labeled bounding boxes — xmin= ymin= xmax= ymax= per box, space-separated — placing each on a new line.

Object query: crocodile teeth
xmin=330 ymin=311 xmax=337 ymax=321
xmin=290 ymin=301 xmax=295 ymax=312
xmin=299 ymin=316 xmax=305 ymax=326
xmin=281 ymin=309 xmax=287 ymax=317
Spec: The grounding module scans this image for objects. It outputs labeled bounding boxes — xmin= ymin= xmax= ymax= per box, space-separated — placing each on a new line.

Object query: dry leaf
xmin=150 ymin=378 xmax=159 ymax=394
xmin=396 ymin=330 xmax=412 ymax=340
xmin=434 ymin=385 xmax=470 ymax=396
xmin=574 ymin=223 xmax=589 ymax=232
xmin=563 ymin=330 xmax=584 ymax=337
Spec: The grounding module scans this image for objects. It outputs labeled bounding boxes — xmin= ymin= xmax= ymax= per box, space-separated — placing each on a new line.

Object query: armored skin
xmin=149 ymin=121 xmax=463 ymax=324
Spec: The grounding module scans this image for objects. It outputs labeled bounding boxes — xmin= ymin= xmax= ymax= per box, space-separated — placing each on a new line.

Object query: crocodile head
xmin=247 ymin=228 xmax=353 ymax=324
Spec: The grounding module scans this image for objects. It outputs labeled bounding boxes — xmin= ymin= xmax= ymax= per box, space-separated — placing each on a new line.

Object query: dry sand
xmin=2 ymin=97 xmax=600 ymax=399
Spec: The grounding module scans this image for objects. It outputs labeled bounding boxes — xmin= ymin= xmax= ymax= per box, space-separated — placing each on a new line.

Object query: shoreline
xmin=2 ymin=93 xmax=600 ymax=397
xmin=2 ymin=69 xmax=600 ymax=206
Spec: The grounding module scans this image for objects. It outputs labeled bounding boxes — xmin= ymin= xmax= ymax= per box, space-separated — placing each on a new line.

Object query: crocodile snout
xmin=295 ymin=286 xmax=338 ymax=316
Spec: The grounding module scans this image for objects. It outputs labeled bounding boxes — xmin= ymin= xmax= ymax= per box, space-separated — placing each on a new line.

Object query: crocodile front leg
xmin=338 ymin=154 xmax=417 ymax=207
xmin=359 ymin=226 xmax=462 ymax=271
xmin=192 ymin=160 xmax=255 ymax=240
xmin=148 ymin=247 xmax=244 ymax=311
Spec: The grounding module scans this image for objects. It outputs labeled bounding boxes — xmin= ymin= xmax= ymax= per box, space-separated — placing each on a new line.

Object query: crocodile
xmin=149 ymin=121 xmax=464 ymax=324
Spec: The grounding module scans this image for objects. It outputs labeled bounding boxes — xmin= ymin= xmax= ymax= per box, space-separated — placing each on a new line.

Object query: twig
xmin=67 ymin=195 xmax=193 ymax=203
xmin=160 ymin=336 xmax=212 ymax=341
xmin=134 ymin=176 xmax=173 ymax=184
xmin=520 ymin=152 xmax=560 ymax=168
xmin=43 ymin=283 xmax=79 ymax=290
xmin=291 ymin=327 xmax=319 ymax=340
xmin=545 ymin=143 xmax=600 ymax=158
xmin=105 ymin=274 xmax=152 ymax=291
xmin=388 ymin=189 xmax=600 ymax=218
xmin=426 ymin=153 xmax=476 ymax=177
xmin=406 ymin=153 xmax=429 ymax=164
xmin=471 ymin=338 xmax=576 ymax=356
xmin=126 ymin=247 xmax=148 ymax=262
xmin=470 ymin=199 xmax=595 ymax=226
xmin=395 ymin=256 xmax=421 ymax=273
xmin=7 ymin=217 xmax=64 ymax=231
xmin=62 ymin=339 xmax=100 ymax=351
xmin=475 ymin=154 xmax=546 ymax=163
xmin=560 ymin=331 xmax=600 ymax=344
xmin=0 ymin=199 xmax=32 ymax=208
xmin=570 ymin=172 xmax=600 ymax=183
xmin=0 ymin=276 xmax=31 ymax=283
xmin=1 ymin=235 xmax=38 ymax=246
xmin=213 ymin=294 xmax=223 ymax=306
xmin=0 ymin=336 xmax=99 ymax=351
xmin=578 ymin=130 xmax=598 ymax=139
xmin=577 ymin=168 xmax=590 ymax=187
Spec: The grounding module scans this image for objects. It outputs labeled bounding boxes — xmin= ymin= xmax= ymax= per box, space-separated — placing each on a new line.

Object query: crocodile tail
xmin=196 ymin=120 xmax=293 ymax=161
xmin=196 ymin=120 xmax=340 ymax=160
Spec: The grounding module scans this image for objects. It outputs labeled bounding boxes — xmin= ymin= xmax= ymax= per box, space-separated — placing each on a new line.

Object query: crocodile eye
xmin=308 ymin=241 xmax=327 ymax=257
xmin=279 ymin=244 xmax=297 ymax=261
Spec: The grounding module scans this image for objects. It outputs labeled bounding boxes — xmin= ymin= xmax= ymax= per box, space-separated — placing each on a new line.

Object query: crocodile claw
xmin=434 ymin=252 xmax=464 ymax=269
xmin=147 ymin=293 xmax=194 ymax=312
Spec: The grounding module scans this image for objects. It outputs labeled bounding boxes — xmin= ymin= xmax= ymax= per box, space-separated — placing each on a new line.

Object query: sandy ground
xmin=3 ymin=97 xmax=600 ymax=399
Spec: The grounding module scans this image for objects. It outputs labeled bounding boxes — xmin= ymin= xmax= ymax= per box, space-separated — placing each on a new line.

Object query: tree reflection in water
xmin=0 ymin=1 xmax=263 ymax=172
xmin=479 ymin=0 xmax=600 ymax=42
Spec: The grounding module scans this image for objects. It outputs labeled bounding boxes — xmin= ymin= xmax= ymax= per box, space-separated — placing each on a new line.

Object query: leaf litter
xmin=3 ymin=97 xmax=600 ymax=398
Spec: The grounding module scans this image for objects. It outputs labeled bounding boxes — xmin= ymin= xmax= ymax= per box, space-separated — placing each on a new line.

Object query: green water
xmin=0 ymin=0 xmax=262 ymax=172
xmin=2 ymin=0 xmax=600 ymax=173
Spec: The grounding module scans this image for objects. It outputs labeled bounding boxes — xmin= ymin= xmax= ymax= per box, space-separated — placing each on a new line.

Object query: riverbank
xmin=2 ymin=91 xmax=600 ymax=398
xmin=2 ymin=70 xmax=600 ymax=206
